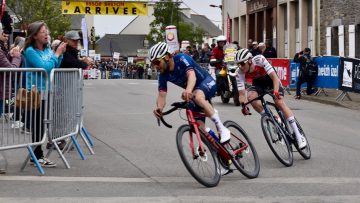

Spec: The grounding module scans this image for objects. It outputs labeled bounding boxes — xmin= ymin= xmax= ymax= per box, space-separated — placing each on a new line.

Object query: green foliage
xmin=147 ymin=0 xmax=207 ymax=46
xmin=6 ymin=0 xmax=71 ymax=39
xmin=178 ymin=22 xmax=207 ymax=45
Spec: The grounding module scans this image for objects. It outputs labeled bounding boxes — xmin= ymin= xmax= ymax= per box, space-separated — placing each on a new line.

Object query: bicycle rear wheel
xmin=176 ymin=124 xmax=221 ymax=187
xmin=292 ymin=119 xmax=311 ymax=159
xmin=224 ymin=120 xmax=260 ymax=179
xmin=261 ymin=115 xmax=293 ymax=167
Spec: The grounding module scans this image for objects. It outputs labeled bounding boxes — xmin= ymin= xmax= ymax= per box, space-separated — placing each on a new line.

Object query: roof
xmin=96 ymin=34 xmax=149 ymax=57
xmin=180 ymin=13 xmax=222 ymax=37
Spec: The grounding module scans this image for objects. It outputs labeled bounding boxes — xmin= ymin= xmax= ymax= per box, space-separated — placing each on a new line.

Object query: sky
xmin=94 ymin=0 xmax=222 ymax=37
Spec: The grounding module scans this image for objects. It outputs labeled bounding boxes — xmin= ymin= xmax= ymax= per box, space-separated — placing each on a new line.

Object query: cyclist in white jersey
xmin=234 ymin=49 xmax=307 ymax=149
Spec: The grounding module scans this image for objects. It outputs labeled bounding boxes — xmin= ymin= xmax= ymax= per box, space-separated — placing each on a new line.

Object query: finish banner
xmin=62 ymin=1 xmax=148 ymax=16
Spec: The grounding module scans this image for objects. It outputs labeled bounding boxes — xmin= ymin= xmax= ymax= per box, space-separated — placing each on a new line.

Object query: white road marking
xmin=128 ymin=82 xmax=139 ymax=85
xmin=1 ymin=196 xmax=360 ymax=203
xmin=2 ymin=176 xmax=360 ymax=184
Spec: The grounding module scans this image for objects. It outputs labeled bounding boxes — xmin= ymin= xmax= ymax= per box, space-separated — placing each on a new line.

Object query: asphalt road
xmin=1 ymin=79 xmax=360 ymax=203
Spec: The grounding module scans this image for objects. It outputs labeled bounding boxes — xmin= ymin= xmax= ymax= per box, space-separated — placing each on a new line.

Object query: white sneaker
xmin=297 ymin=136 xmax=307 ymax=149
xmin=11 ymin=121 xmax=24 ymax=129
xmin=219 ymin=128 xmax=231 ymax=143
xmin=218 ymin=166 xmax=230 ymax=176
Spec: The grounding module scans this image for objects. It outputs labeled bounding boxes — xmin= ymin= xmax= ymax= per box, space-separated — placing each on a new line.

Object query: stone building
xmin=223 ymin=0 xmax=360 ymax=58
xmin=320 ymin=0 xmax=360 ymax=58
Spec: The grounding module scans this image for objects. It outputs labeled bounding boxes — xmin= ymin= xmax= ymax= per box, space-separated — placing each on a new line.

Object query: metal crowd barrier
xmin=0 ymin=68 xmax=49 ymax=175
xmin=46 ymin=69 xmax=94 ymax=169
xmin=0 ymin=68 xmax=95 ymax=175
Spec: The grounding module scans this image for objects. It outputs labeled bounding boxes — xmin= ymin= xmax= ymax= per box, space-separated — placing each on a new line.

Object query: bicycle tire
xmin=261 ymin=115 xmax=293 ymax=167
xmin=293 ymin=119 xmax=311 ymax=159
xmin=176 ymin=124 xmax=221 ymax=187
xmin=224 ymin=120 xmax=260 ymax=179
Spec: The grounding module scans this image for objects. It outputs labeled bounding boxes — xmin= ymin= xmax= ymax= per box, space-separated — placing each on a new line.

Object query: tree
xmin=6 ymin=0 xmax=71 ymax=39
xmin=147 ymin=0 xmax=181 ymax=43
xmin=147 ymin=0 xmax=207 ymax=45
xmin=178 ymin=22 xmax=207 ymax=45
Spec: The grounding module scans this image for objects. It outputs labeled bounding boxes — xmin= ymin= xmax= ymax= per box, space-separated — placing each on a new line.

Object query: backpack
xmin=305 ymin=58 xmax=318 ymax=80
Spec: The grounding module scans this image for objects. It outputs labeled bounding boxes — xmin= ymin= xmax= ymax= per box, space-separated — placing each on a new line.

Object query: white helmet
xmin=216 ymin=35 xmax=226 ymax=43
xmin=149 ymin=42 xmax=169 ymax=61
xmin=235 ymin=48 xmax=253 ymax=62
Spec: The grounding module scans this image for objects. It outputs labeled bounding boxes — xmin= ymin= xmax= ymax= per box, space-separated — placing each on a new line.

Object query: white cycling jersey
xmin=235 ymin=55 xmax=275 ymax=90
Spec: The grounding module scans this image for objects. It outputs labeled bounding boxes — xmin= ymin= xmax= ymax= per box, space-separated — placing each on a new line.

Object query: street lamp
xmin=209 ymin=4 xmax=222 ymax=9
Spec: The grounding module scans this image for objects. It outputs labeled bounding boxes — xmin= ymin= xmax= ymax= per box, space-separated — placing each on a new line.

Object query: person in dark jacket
xmin=60 ymin=30 xmax=93 ymax=69
xmin=293 ymin=47 xmax=317 ymax=99
xmin=262 ymin=39 xmax=277 ymax=58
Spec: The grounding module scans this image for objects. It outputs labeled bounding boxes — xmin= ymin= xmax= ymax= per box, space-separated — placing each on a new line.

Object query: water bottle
xmin=206 ymin=127 xmax=219 ymax=142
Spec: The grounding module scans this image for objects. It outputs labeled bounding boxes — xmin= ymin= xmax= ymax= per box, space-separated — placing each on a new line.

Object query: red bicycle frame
xmin=185 ymin=109 xmax=232 ymax=161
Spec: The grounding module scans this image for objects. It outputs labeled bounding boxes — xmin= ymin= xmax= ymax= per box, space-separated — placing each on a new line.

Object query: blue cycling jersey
xmin=158 ymin=54 xmax=211 ymax=92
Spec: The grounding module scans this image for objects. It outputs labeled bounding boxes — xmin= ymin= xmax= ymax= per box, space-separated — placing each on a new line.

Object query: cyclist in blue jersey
xmin=150 ymin=42 xmax=230 ymax=143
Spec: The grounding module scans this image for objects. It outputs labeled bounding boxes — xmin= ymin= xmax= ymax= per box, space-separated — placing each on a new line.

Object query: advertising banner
xmin=81 ymin=17 xmax=88 ymax=51
xmin=339 ymin=57 xmax=360 ymax=93
xmin=313 ymin=56 xmax=340 ymax=89
xmin=62 ymin=1 xmax=148 ymax=16
xmin=289 ymin=62 xmax=299 ymax=89
xmin=267 ymin=58 xmax=290 ymax=87
xmin=165 ymin=25 xmax=179 ymax=54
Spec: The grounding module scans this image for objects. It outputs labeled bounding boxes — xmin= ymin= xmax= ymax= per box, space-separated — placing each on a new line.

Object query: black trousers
xmin=296 ymin=76 xmax=315 ymax=97
xmin=26 ymin=100 xmax=46 ymax=159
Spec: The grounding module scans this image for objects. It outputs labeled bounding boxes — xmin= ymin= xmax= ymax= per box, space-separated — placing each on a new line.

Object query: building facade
xmin=223 ymin=0 xmax=360 ymax=59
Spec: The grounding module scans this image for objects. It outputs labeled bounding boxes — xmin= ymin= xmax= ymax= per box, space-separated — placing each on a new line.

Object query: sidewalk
xmin=289 ymin=88 xmax=360 ymax=111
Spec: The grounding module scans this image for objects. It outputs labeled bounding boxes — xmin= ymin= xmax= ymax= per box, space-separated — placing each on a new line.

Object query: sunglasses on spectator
xmin=238 ymin=60 xmax=248 ymax=66
xmin=151 ymin=55 xmax=166 ymax=66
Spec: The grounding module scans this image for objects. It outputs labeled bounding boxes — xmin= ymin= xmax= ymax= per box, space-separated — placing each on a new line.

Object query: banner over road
xmin=62 ymin=1 xmax=148 ymax=16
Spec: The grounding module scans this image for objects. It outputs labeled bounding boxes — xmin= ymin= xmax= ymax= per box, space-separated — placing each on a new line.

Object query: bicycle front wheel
xmin=261 ymin=115 xmax=293 ymax=167
xmin=224 ymin=120 xmax=260 ymax=179
xmin=176 ymin=124 xmax=221 ymax=187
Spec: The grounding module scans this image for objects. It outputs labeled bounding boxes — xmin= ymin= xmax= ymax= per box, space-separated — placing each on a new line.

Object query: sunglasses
xmin=238 ymin=60 xmax=248 ymax=66
xmin=151 ymin=55 xmax=166 ymax=66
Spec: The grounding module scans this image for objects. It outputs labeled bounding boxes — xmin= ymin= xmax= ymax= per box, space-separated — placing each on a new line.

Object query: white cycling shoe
xmin=219 ymin=128 xmax=231 ymax=144
xmin=297 ymin=136 xmax=307 ymax=149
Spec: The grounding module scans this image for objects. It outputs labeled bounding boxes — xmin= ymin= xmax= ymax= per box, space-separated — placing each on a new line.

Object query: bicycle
xmin=243 ymin=90 xmax=311 ymax=167
xmin=157 ymin=101 xmax=260 ymax=187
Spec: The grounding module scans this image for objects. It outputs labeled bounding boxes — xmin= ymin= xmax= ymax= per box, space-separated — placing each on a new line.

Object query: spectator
xmin=232 ymin=41 xmax=240 ymax=50
xmin=60 ymin=30 xmax=92 ymax=69
xmin=247 ymin=38 xmax=253 ymax=49
xmin=200 ymin=45 xmax=212 ymax=63
xmin=0 ymin=22 xmax=22 ymax=174
xmin=250 ymin=41 xmax=261 ymax=56
xmin=293 ymin=47 xmax=317 ymax=99
xmin=191 ymin=45 xmax=200 ymax=62
xmin=138 ymin=65 xmax=144 ymax=79
xmin=146 ymin=65 xmax=152 ymax=79
xmin=210 ymin=43 xmax=216 ymax=51
xmin=263 ymin=39 xmax=277 ymax=58
xmin=23 ymin=21 xmax=67 ymax=167
xmin=258 ymin=42 xmax=266 ymax=55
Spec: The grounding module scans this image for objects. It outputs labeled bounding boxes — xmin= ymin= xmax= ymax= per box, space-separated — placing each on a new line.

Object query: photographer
xmin=293 ymin=48 xmax=318 ymax=99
